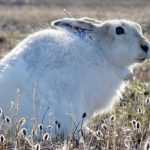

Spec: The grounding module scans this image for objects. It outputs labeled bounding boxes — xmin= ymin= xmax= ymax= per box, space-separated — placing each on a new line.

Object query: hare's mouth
xmin=136 ymin=53 xmax=147 ymax=62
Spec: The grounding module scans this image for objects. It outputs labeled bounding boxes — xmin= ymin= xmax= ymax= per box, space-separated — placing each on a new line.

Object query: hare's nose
xmin=140 ymin=44 xmax=149 ymax=53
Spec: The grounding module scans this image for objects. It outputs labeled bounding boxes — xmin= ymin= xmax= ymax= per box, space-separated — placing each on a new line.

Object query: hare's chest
xmin=82 ymin=64 xmax=122 ymax=113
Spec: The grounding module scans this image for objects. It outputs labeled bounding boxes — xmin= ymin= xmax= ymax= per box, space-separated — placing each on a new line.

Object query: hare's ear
xmin=81 ymin=17 xmax=102 ymax=24
xmin=51 ymin=18 xmax=96 ymax=33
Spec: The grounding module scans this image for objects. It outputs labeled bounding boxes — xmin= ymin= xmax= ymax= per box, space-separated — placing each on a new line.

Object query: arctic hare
xmin=0 ymin=17 xmax=149 ymax=135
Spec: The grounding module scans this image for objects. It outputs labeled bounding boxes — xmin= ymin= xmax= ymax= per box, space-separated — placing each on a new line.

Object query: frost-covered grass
xmin=86 ymin=81 xmax=150 ymax=150
xmin=0 ymin=81 xmax=149 ymax=150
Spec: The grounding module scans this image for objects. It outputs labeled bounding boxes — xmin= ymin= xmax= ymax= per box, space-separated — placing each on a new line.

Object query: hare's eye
xmin=116 ymin=27 xmax=125 ymax=35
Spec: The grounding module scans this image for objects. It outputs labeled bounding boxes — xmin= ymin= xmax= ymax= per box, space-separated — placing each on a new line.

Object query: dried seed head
xmin=31 ymin=129 xmax=36 ymax=136
xmin=145 ymin=138 xmax=150 ymax=150
xmin=101 ymin=123 xmax=107 ymax=131
xmin=110 ymin=115 xmax=115 ymax=121
xmin=96 ymin=130 xmax=103 ymax=137
xmin=58 ymin=123 xmax=61 ymax=129
xmin=35 ymin=143 xmax=40 ymax=150
xmin=144 ymin=97 xmax=150 ymax=108
xmin=132 ymin=120 xmax=136 ymax=126
xmin=43 ymin=133 xmax=49 ymax=141
xmin=31 ymin=130 xmax=35 ymax=136
xmin=38 ymin=124 xmax=43 ymax=131
xmin=5 ymin=116 xmax=11 ymax=124
xmin=120 ymin=100 xmax=127 ymax=107
xmin=0 ymin=135 xmax=5 ymax=143
xmin=82 ymin=112 xmax=87 ymax=119
xmin=19 ymin=118 xmax=26 ymax=126
xmin=20 ymin=128 xmax=27 ymax=136
xmin=137 ymin=107 xmax=142 ymax=113
xmin=136 ymin=121 xmax=141 ymax=129
xmin=146 ymin=97 xmax=150 ymax=104
xmin=146 ymin=143 xmax=150 ymax=150
xmin=0 ymin=108 xmax=2 ymax=116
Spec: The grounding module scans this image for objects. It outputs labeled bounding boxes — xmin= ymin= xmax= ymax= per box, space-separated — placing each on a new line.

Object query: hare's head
xmin=52 ymin=18 xmax=150 ymax=68
xmin=96 ymin=20 xmax=150 ymax=68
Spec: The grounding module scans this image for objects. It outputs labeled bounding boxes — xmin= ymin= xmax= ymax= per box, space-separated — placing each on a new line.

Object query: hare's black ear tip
xmin=54 ymin=21 xmax=60 ymax=26
xmin=52 ymin=21 xmax=60 ymax=26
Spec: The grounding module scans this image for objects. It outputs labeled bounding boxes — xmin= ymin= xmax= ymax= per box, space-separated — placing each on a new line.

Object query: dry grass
xmin=0 ymin=1 xmax=150 ymax=149
xmin=0 ymin=81 xmax=149 ymax=150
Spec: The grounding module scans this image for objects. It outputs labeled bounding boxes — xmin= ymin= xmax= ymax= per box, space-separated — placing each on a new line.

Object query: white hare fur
xmin=0 ymin=18 xmax=150 ymax=135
